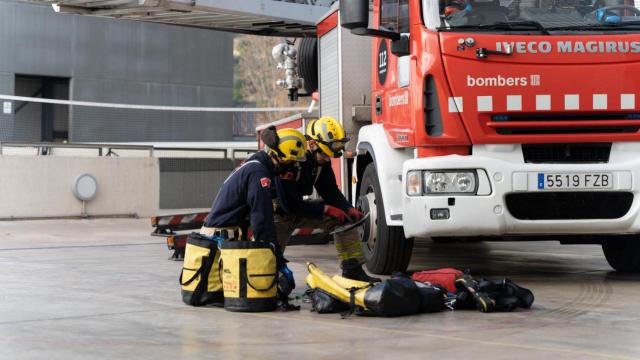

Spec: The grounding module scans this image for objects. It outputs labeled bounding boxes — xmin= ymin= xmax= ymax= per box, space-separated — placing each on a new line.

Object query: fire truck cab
xmin=298 ymin=0 xmax=640 ymax=274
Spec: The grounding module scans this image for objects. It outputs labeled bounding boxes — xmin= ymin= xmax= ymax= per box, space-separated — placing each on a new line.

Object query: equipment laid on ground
xmin=453 ymin=274 xmax=534 ymax=313
xmin=220 ymin=240 xmax=278 ymax=312
xmin=411 ymin=268 xmax=464 ymax=293
xmin=307 ymin=288 xmax=351 ymax=314
xmin=477 ymin=278 xmax=535 ymax=312
xmin=454 ymin=275 xmax=497 ymax=313
xmin=415 ymin=281 xmax=447 ymax=314
xmin=306 ymin=262 xmax=445 ymax=317
xmin=180 ymin=233 xmax=223 ymax=306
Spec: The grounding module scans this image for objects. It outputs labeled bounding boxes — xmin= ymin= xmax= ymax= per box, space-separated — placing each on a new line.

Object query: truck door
xmin=374 ymin=0 xmax=413 ymax=147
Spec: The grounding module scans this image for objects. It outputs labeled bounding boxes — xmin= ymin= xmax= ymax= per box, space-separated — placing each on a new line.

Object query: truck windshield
xmin=436 ymin=0 xmax=640 ymax=32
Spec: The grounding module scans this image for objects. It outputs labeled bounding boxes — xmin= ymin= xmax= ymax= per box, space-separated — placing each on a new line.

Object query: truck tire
xmin=357 ymin=163 xmax=413 ymax=274
xmin=602 ymin=236 xmax=640 ymax=272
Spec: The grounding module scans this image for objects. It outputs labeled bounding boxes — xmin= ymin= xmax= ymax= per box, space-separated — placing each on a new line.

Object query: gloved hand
xmin=278 ymin=264 xmax=296 ymax=296
xmin=324 ymin=205 xmax=351 ymax=224
xmin=347 ymin=207 xmax=364 ymax=222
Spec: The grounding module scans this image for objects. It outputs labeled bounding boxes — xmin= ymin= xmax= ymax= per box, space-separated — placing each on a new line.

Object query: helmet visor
xmin=318 ymin=138 xmax=350 ymax=158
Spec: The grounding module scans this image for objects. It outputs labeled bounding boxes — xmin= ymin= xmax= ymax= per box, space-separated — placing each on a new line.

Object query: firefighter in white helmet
xmin=270 ymin=117 xmax=381 ymax=283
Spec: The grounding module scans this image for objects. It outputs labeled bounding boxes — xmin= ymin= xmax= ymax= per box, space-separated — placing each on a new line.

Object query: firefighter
xmin=273 ymin=117 xmax=381 ymax=283
xmin=200 ymin=128 xmax=308 ymax=289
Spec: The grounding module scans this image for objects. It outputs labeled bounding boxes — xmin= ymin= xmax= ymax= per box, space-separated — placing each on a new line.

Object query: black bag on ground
xmin=454 ymin=274 xmax=535 ymax=312
xmin=477 ymin=278 xmax=535 ymax=311
xmin=308 ymin=288 xmax=350 ymax=314
xmin=363 ymin=278 xmax=422 ymax=317
xmin=415 ymin=283 xmax=446 ymax=313
xmin=180 ymin=233 xmax=223 ymax=306
xmin=390 ymin=272 xmax=446 ymax=314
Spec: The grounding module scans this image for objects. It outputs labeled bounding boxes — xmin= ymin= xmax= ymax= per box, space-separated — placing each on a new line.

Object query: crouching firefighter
xmin=199 ymin=128 xmax=307 ymax=310
xmin=270 ymin=117 xmax=381 ymax=283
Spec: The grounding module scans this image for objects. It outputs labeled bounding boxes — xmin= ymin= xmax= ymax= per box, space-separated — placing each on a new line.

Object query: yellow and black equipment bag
xmin=220 ymin=240 xmax=278 ymax=312
xmin=306 ymin=262 xmax=436 ymax=317
xmin=180 ymin=233 xmax=223 ymax=306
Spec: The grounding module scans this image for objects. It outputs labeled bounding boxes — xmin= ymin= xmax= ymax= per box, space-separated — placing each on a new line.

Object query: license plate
xmin=537 ymin=173 xmax=612 ymax=190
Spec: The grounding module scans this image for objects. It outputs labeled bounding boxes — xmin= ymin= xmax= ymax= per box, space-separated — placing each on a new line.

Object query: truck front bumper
xmin=401 ymin=144 xmax=640 ymax=239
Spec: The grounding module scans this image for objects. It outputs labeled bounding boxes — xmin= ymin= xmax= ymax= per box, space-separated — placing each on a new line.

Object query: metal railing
xmin=0 ymin=142 xmax=155 ymax=157
xmin=0 ymin=142 xmax=257 ymax=160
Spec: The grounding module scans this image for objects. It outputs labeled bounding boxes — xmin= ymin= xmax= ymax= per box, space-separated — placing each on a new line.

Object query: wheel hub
xmin=357 ymin=192 xmax=377 ymax=250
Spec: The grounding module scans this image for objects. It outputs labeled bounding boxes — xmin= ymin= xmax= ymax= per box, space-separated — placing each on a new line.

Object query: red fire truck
xmin=270 ymin=0 xmax=640 ymax=274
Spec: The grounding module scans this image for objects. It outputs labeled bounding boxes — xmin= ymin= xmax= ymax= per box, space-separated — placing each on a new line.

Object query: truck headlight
xmin=425 ymin=172 xmax=449 ymax=192
xmin=424 ymin=171 xmax=477 ymax=194
xmin=406 ymin=170 xmax=422 ymax=196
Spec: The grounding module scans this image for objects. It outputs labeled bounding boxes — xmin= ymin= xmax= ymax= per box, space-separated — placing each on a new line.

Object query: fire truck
xmin=268 ymin=0 xmax=640 ymax=274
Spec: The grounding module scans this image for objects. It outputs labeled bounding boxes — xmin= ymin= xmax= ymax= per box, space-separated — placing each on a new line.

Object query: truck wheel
xmin=602 ymin=236 xmax=640 ymax=272
xmin=356 ymin=163 xmax=413 ymax=274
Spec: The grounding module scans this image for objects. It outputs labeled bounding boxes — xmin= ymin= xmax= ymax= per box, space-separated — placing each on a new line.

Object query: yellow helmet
xmin=266 ymin=128 xmax=307 ymax=162
xmin=305 ymin=116 xmax=350 ymax=158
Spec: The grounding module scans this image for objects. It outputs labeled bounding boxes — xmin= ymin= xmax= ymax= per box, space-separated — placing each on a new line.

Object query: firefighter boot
xmin=341 ymin=258 xmax=382 ymax=283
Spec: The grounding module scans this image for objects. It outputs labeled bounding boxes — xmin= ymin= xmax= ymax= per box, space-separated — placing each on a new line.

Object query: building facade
xmin=0 ymin=0 xmax=234 ymax=142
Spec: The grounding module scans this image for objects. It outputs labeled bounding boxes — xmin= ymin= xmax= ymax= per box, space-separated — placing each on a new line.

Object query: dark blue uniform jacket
xmin=276 ymin=150 xmax=352 ymax=219
xmin=204 ymin=151 xmax=279 ymax=253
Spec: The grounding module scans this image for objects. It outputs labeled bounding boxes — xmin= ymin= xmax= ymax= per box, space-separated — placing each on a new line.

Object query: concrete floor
xmin=1 ymin=218 xmax=640 ymax=360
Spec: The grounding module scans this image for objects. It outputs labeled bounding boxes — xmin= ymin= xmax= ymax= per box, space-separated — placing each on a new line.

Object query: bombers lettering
xmin=495 ymin=41 xmax=640 ymax=54
xmin=468 ymin=75 xmax=528 ymax=87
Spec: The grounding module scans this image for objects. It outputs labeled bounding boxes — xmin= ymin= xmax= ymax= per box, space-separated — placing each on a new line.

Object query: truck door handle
xmin=375 ymin=96 xmax=382 ymax=115
xmin=476 ymin=46 xmax=513 ymax=59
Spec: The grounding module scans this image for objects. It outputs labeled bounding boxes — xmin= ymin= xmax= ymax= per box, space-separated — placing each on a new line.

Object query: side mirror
xmin=391 ymin=35 xmax=410 ymax=57
xmin=340 ymin=0 xmax=401 ymax=41
xmin=340 ymin=0 xmax=369 ymax=30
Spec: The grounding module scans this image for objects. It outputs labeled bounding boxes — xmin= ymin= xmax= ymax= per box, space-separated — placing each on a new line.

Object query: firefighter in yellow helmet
xmin=271 ymin=117 xmax=381 ymax=282
xmin=202 ymin=127 xmax=307 ymax=294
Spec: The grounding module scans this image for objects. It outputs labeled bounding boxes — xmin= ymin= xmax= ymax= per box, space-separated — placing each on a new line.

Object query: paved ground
xmin=1 ymin=218 xmax=640 ymax=360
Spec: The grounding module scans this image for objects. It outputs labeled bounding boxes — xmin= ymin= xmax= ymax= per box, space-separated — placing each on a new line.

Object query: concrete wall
xmin=0 ymin=156 xmax=159 ymax=218
xmin=0 ymin=0 xmax=234 ymax=142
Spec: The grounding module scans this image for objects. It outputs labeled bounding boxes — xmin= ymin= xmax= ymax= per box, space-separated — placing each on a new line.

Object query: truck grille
xmin=506 ymin=192 xmax=633 ymax=220
xmin=522 ymin=143 xmax=611 ymax=164
xmin=488 ymin=113 xmax=640 ymax=135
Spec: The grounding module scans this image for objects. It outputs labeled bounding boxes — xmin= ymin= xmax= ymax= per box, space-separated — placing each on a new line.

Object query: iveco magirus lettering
xmin=495 ymin=40 xmax=640 ymax=54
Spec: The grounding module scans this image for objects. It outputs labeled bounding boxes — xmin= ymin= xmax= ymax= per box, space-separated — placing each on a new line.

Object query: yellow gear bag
xmin=220 ymin=240 xmax=277 ymax=312
xmin=180 ymin=233 xmax=223 ymax=306
xmin=305 ymin=262 xmax=371 ymax=309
